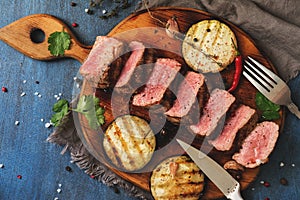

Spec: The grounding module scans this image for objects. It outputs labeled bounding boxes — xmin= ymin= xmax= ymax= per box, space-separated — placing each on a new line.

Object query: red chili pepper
xmin=228 ymin=39 xmax=243 ymax=93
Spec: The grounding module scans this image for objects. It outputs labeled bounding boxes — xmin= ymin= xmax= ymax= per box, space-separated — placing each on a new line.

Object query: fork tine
xmin=242 ymin=70 xmax=270 ymax=97
xmin=243 ymin=60 xmax=273 ymax=91
xmin=248 ymin=56 xmax=282 ymax=83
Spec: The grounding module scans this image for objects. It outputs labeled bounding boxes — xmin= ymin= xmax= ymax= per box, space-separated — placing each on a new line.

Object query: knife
xmin=176 ymin=139 xmax=243 ymax=200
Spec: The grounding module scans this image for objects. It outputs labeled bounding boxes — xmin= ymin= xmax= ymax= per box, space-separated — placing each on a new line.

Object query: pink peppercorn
xmin=264 ymin=198 xmax=270 ymax=200
xmin=90 ymin=175 xmax=95 ymax=179
xmin=72 ymin=22 xmax=78 ymax=27
xmin=263 ymin=181 xmax=270 ymax=187
xmin=17 ymin=175 xmax=22 ymax=179
xmin=2 ymin=87 xmax=8 ymax=92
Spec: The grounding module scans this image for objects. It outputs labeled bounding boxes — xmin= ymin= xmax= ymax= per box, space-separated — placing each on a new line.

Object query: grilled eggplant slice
xmin=103 ymin=115 xmax=156 ymax=171
xmin=151 ymin=155 xmax=205 ymax=200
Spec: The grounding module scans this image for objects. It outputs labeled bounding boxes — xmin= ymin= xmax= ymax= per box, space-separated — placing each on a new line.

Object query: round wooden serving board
xmin=77 ymin=7 xmax=284 ymax=200
xmin=0 ymin=7 xmax=284 ymax=200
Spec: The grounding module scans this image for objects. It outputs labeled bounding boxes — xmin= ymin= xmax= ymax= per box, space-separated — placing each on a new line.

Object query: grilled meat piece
xmin=79 ymin=36 xmax=125 ymax=88
xmin=232 ymin=121 xmax=279 ymax=168
xmin=209 ymin=105 xmax=256 ymax=151
xmin=115 ymin=41 xmax=145 ymax=88
xmin=190 ymin=89 xmax=235 ymax=136
xmin=165 ymin=71 xmax=205 ymax=118
xmin=132 ymin=58 xmax=181 ymax=107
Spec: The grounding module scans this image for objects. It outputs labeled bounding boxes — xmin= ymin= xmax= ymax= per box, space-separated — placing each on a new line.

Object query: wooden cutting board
xmin=0 ymin=7 xmax=284 ymax=200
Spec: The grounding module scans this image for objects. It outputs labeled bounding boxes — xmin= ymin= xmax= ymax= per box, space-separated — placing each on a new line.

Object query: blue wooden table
xmin=0 ymin=1 xmax=299 ymax=199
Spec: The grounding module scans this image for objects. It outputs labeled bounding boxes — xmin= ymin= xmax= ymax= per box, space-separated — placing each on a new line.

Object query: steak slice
xmin=115 ymin=41 xmax=145 ymax=88
xmin=165 ymin=71 xmax=205 ymax=118
xmin=132 ymin=58 xmax=181 ymax=106
xmin=79 ymin=36 xmax=125 ymax=88
xmin=209 ymin=105 xmax=256 ymax=151
xmin=232 ymin=121 xmax=279 ymax=168
xmin=190 ymin=89 xmax=235 ymax=136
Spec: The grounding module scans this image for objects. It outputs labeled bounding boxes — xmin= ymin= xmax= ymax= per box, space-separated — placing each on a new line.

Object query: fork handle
xmin=287 ymin=102 xmax=300 ymax=119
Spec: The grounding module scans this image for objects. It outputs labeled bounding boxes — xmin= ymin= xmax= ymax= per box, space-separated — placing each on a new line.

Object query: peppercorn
xmin=280 ymin=177 xmax=288 ymax=186
xmin=35 ymin=81 xmax=40 ymax=84
xmin=2 ymin=86 xmax=8 ymax=92
xmin=70 ymin=2 xmax=77 ymax=7
xmin=72 ymin=22 xmax=78 ymax=27
xmin=65 ymin=166 xmax=72 ymax=172
xmin=263 ymin=181 xmax=270 ymax=187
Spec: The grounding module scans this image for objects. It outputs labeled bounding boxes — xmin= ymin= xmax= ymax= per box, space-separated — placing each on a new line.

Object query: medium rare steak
xmin=190 ymin=89 xmax=235 ymax=136
xmin=232 ymin=121 xmax=279 ymax=168
xmin=165 ymin=71 xmax=205 ymax=118
xmin=209 ymin=105 xmax=256 ymax=151
xmin=132 ymin=58 xmax=181 ymax=106
xmin=79 ymin=36 xmax=125 ymax=88
xmin=115 ymin=41 xmax=145 ymax=88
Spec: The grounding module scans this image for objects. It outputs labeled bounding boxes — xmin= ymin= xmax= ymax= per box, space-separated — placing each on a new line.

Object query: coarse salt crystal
xmin=279 ymin=162 xmax=285 ymax=167
xmin=102 ymin=9 xmax=107 ymax=14
xmin=38 ymin=94 xmax=42 ymax=98
xmin=54 ymin=197 xmax=59 ymax=200
xmin=34 ymin=92 xmax=39 ymax=96
xmin=260 ymin=180 xmax=265 ymax=184
xmin=54 ymin=94 xmax=58 ymax=98
xmin=57 ymin=188 xmax=62 ymax=193
xmin=41 ymin=118 xmax=44 ymax=122
xmin=0 ymin=164 xmax=4 ymax=168
xmin=20 ymin=92 xmax=26 ymax=97
xmin=45 ymin=122 xmax=51 ymax=128
xmin=291 ymin=163 xmax=295 ymax=167
xmin=58 ymin=93 xmax=62 ymax=96
xmin=23 ymin=80 xmax=27 ymax=84
xmin=56 ymin=97 xmax=61 ymax=101
xmin=15 ymin=121 xmax=20 ymax=125
xmin=58 ymin=183 xmax=62 ymax=187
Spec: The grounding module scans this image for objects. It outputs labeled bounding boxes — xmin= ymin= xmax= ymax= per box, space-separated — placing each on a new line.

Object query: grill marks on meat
xmin=115 ymin=41 xmax=145 ymax=88
xmin=132 ymin=58 xmax=181 ymax=107
xmin=80 ymin=36 xmax=125 ymax=88
xmin=165 ymin=71 xmax=205 ymax=118
xmin=232 ymin=121 xmax=279 ymax=168
xmin=209 ymin=105 xmax=256 ymax=151
xmin=190 ymin=89 xmax=235 ymax=136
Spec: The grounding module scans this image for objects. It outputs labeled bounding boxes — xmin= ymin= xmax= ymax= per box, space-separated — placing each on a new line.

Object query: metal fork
xmin=243 ymin=56 xmax=300 ymax=119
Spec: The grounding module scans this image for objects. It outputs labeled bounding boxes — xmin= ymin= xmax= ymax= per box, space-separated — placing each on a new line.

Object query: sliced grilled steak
xmin=165 ymin=71 xmax=205 ymax=118
xmin=132 ymin=58 xmax=181 ymax=106
xmin=232 ymin=121 xmax=279 ymax=168
xmin=79 ymin=36 xmax=125 ymax=88
xmin=115 ymin=41 xmax=145 ymax=88
xmin=190 ymin=89 xmax=235 ymax=136
xmin=209 ymin=105 xmax=256 ymax=151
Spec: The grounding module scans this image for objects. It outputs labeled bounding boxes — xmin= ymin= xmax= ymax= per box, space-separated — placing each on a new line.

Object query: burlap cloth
xmin=47 ymin=1 xmax=300 ymax=199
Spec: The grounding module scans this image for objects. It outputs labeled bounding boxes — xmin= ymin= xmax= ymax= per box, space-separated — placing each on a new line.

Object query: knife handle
xmin=227 ymin=184 xmax=243 ymax=200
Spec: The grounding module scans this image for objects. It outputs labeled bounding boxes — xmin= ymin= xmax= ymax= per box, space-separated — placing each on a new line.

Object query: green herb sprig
xmin=48 ymin=28 xmax=71 ymax=56
xmin=50 ymin=95 xmax=105 ymax=130
xmin=255 ymin=92 xmax=280 ymax=120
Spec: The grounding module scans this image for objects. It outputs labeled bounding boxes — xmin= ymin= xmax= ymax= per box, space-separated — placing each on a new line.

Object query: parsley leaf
xmin=48 ymin=29 xmax=71 ymax=56
xmin=50 ymin=99 xmax=69 ymax=127
xmin=255 ymin=92 xmax=280 ymax=120
xmin=72 ymin=95 xmax=105 ymax=130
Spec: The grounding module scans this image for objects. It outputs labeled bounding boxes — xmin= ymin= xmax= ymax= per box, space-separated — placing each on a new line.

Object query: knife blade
xmin=176 ymin=139 xmax=244 ymax=200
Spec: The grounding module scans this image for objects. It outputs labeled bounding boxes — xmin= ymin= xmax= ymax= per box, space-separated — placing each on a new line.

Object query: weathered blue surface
xmin=0 ymin=1 xmax=299 ymax=200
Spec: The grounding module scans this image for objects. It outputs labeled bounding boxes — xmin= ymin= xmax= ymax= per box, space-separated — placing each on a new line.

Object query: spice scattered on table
xmin=263 ymin=181 xmax=271 ymax=187
xmin=72 ymin=22 xmax=78 ymax=27
xmin=2 ymin=86 xmax=8 ymax=92
xmin=65 ymin=166 xmax=72 ymax=172
xmin=0 ymin=164 xmax=4 ymax=168
xmin=280 ymin=177 xmax=288 ymax=186
xmin=56 ymin=188 xmax=62 ymax=193
xmin=17 ymin=175 xmax=22 ymax=179
xmin=279 ymin=161 xmax=285 ymax=167
xmin=70 ymin=2 xmax=77 ymax=6
xmin=20 ymin=92 xmax=26 ymax=97
xmin=15 ymin=121 xmax=20 ymax=126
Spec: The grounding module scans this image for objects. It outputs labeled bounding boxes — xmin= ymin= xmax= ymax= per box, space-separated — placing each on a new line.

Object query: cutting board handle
xmin=0 ymin=14 xmax=91 ymax=63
